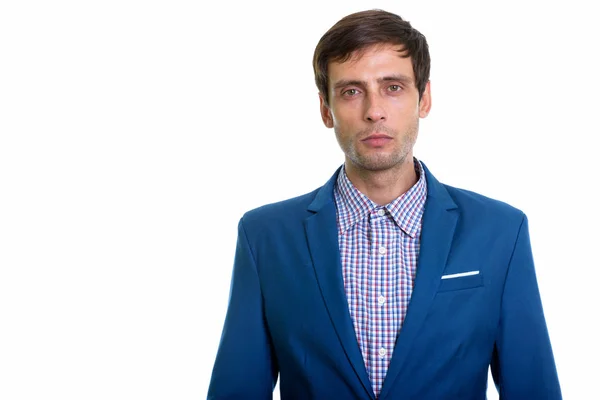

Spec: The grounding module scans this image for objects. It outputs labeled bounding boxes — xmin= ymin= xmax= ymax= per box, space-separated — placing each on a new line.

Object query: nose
xmin=364 ymin=93 xmax=387 ymax=122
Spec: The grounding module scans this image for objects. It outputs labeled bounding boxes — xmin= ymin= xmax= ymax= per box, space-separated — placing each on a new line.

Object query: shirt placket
xmin=368 ymin=207 xmax=395 ymax=396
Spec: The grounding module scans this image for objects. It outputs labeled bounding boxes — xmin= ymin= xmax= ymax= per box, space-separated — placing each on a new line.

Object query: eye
xmin=342 ymin=88 xmax=360 ymax=96
xmin=388 ymin=84 xmax=402 ymax=92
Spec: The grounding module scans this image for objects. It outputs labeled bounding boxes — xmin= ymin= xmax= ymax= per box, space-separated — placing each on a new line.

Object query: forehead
xmin=328 ymin=44 xmax=414 ymax=83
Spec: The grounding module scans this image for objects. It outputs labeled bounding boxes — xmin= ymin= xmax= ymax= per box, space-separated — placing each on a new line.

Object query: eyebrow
xmin=332 ymin=74 xmax=414 ymax=90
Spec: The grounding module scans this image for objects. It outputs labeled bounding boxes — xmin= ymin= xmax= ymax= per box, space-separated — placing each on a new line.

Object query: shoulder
xmin=446 ymin=184 xmax=524 ymax=217
xmin=421 ymin=161 xmax=526 ymax=225
xmin=238 ymin=167 xmax=341 ymax=235
xmin=243 ymin=188 xmax=319 ymax=222
xmin=237 ymin=186 xmax=323 ymax=240
xmin=441 ymin=183 xmax=527 ymax=232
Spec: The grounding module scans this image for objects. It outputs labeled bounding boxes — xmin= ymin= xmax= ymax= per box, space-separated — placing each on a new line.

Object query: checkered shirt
xmin=333 ymin=159 xmax=428 ymax=397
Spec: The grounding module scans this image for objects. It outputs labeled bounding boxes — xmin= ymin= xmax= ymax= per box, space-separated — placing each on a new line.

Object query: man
xmin=207 ymin=9 xmax=561 ymax=399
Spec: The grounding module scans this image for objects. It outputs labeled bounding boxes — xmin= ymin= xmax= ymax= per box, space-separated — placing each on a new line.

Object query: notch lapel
xmin=304 ymin=169 xmax=375 ymax=400
xmin=379 ymin=165 xmax=459 ymax=399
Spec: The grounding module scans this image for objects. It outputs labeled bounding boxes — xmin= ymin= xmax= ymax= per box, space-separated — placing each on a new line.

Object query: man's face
xmin=320 ymin=43 xmax=431 ymax=174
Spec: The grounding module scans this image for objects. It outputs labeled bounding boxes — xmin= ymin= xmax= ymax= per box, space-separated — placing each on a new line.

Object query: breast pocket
xmin=437 ymin=271 xmax=484 ymax=292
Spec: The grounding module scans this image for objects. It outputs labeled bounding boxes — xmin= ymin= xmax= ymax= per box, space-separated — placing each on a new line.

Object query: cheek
xmin=332 ymin=106 xmax=360 ymax=127
xmin=332 ymin=117 xmax=354 ymax=136
xmin=391 ymin=106 xmax=419 ymax=123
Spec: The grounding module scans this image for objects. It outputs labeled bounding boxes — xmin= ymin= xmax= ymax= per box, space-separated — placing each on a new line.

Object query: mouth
xmin=361 ymin=133 xmax=393 ymax=147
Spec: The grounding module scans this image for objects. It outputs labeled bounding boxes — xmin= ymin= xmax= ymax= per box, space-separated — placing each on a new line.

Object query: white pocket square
xmin=441 ymin=270 xmax=480 ymax=279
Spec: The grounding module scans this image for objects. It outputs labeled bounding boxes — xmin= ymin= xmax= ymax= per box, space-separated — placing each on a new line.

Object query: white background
xmin=1 ymin=0 xmax=598 ymax=399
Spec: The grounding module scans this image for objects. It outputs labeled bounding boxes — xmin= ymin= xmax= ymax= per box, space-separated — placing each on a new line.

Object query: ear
xmin=418 ymin=80 xmax=432 ymax=118
xmin=319 ymin=93 xmax=334 ymax=128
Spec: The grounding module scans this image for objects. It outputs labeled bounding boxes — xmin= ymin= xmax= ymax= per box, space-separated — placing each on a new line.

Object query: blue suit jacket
xmin=208 ymin=163 xmax=561 ymax=399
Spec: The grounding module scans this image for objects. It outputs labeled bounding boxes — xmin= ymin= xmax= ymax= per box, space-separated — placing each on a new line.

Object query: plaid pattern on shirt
xmin=334 ymin=159 xmax=427 ymax=398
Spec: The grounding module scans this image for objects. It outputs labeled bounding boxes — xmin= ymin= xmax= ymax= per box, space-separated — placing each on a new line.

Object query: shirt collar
xmin=334 ymin=158 xmax=428 ymax=238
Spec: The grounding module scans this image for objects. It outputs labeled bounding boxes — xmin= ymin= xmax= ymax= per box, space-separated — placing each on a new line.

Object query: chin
xmin=353 ymin=157 xmax=409 ymax=172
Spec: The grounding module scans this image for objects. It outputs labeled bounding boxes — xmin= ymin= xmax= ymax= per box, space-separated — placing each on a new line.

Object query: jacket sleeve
xmin=490 ymin=214 xmax=562 ymax=399
xmin=207 ymin=217 xmax=278 ymax=399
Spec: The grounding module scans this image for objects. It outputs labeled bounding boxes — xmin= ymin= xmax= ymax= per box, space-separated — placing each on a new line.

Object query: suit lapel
xmin=379 ymin=164 xmax=459 ymax=399
xmin=304 ymin=168 xmax=375 ymax=400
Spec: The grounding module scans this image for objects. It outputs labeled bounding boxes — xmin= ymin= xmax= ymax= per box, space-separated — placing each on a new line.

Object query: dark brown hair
xmin=313 ymin=9 xmax=430 ymax=106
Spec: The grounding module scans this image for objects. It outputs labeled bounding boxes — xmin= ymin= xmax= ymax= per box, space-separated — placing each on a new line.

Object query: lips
xmin=361 ymin=134 xmax=393 ymax=147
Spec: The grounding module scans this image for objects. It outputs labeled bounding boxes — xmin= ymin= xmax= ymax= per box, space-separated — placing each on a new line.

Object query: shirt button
xmin=379 ymin=347 xmax=387 ymax=357
xmin=377 ymin=209 xmax=385 ymax=216
xmin=378 ymin=296 xmax=385 ymax=305
xmin=378 ymin=246 xmax=387 ymax=255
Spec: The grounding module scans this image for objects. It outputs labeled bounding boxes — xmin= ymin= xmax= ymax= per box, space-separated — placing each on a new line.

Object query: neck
xmin=345 ymin=157 xmax=418 ymax=206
